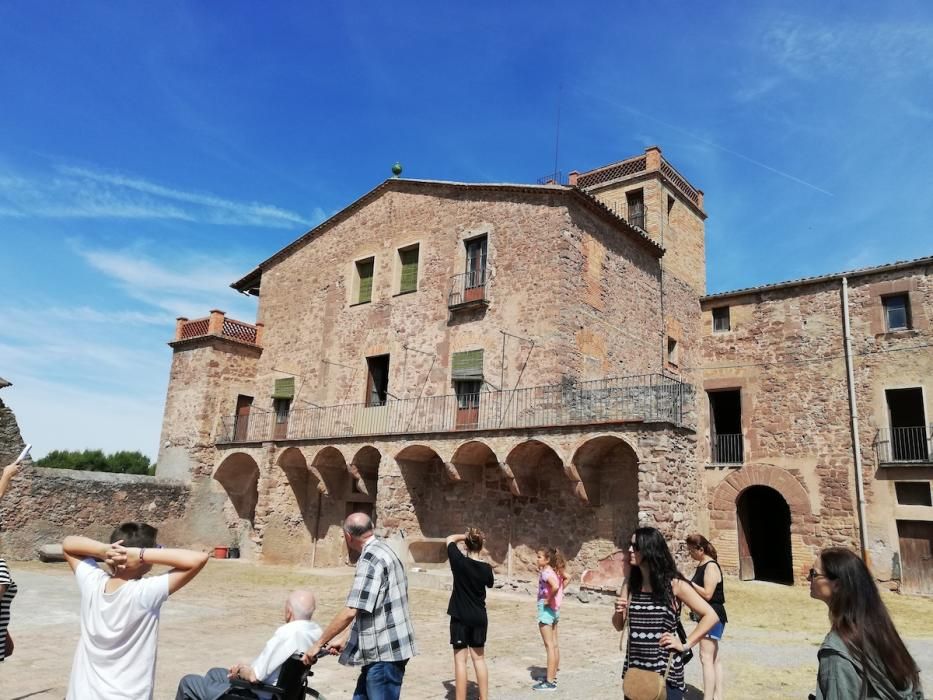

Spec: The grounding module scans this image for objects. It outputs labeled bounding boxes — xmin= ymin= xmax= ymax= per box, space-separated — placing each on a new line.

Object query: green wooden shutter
xmin=399 ymin=246 xmax=419 ymax=293
xmin=451 ymin=349 xmax=484 ymax=380
xmin=272 ymin=377 xmax=295 ymax=399
xmin=357 ymin=259 xmax=374 ymax=303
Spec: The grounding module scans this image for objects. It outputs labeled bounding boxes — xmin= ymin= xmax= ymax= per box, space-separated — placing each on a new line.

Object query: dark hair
xmin=110 ymin=522 xmax=158 ymax=548
xmin=820 ymin=548 xmax=920 ymax=690
xmin=629 ymin=527 xmax=687 ymax=606
xmin=465 ymin=527 xmax=485 ymax=553
xmin=685 ymin=533 xmax=718 ymax=560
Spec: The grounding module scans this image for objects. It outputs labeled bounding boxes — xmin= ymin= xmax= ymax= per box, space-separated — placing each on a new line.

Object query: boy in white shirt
xmin=63 ymin=522 xmax=209 ymax=700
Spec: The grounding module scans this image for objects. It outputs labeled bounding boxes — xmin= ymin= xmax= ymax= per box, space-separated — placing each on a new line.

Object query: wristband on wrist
xmin=139 ymin=548 xmax=146 ymax=564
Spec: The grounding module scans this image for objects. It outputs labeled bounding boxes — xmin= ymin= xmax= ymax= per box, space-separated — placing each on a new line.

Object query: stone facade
xmin=699 ymin=260 xmax=933 ymax=589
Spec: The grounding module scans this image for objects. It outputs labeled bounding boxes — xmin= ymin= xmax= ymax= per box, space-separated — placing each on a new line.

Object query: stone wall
xmin=0 ymin=395 xmax=26 ymax=466
xmin=698 ymin=262 xmax=933 ymax=583
xmin=0 ymin=468 xmax=230 ymax=560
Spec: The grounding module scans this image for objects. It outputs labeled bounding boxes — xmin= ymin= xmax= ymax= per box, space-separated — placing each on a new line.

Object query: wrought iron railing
xmin=711 ymin=433 xmax=743 ymax=465
xmin=216 ymin=373 xmax=691 ymax=443
xmin=875 ymin=426 xmax=932 ymax=464
xmin=448 ymin=269 xmax=488 ymax=307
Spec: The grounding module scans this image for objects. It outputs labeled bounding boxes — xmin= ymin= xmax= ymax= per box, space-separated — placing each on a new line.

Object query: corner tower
xmin=570 ymin=146 xmax=707 ymax=294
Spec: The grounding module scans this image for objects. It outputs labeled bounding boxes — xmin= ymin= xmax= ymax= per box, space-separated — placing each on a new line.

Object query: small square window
xmin=883 ymin=294 xmax=910 ymax=331
xmin=712 ymin=306 xmax=731 ymax=333
xmin=895 ymin=482 xmax=932 ymax=506
xmin=667 ymin=337 xmax=679 ymax=366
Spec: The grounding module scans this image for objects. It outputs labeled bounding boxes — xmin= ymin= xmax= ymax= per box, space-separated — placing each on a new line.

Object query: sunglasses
xmin=807 ymin=568 xmax=828 ymax=581
xmin=628 ymin=542 xmax=640 ymax=551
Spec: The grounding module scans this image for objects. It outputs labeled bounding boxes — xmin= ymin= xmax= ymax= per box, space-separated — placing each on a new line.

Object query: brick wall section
xmin=699 ymin=263 xmax=933 ymax=582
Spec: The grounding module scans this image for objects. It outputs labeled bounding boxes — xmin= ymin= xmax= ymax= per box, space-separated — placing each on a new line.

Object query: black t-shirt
xmin=446 ymin=542 xmax=494 ymax=627
xmin=691 ymin=560 xmax=727 ymax=623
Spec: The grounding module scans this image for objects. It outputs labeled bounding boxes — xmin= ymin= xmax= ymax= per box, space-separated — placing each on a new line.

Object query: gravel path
xmin=1 ymin=560 xmax=930 ymax=699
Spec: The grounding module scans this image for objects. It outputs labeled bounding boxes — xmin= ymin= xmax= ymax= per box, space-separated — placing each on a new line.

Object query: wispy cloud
xmin=0 ymin=161 xmax=319 ymax=229
xmin=74 ymin=243 xmax=257 ymax=320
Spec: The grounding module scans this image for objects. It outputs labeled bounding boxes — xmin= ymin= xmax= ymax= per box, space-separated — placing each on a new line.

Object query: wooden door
xmin=898 ymin=520 xmax=933 ymax=594
xmin=464 ymin=237 xmax=487 ymax=302
xmin=234 ymin=395 xmax=252 ymax=441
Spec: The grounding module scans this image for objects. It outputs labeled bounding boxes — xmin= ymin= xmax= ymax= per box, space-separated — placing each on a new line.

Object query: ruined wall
xmin=698 ymin=262 xmax=933 ymax=583
xmin=0 ymin=468 xmax=230 ymax=560
xmin=0 ymin=395 xmax=26 ymax=466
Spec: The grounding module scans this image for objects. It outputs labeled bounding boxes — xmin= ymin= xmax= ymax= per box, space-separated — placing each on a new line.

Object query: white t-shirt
xmin=66 ymin=559 xmax=170 ymax=700
xmin=251 ymin=619 xmax=323 ymax=700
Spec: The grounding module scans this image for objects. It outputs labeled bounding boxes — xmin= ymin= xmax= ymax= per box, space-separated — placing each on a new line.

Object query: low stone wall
xmin=0 ymin=468 xmax=230 ymax=560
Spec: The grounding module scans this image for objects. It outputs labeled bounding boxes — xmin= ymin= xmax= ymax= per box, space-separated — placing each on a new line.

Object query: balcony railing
xmin=710 ymin=433 xmax=743 ymax=465
xmin=216 ymin=373 xmax=691 ymax=444
xmin=448 ymin=269 xmax=488 ymax=308
xmin=875 ymin=425 xmax=932 ymax=464
xmin=174 ymin=310 xmax=262 ymax=346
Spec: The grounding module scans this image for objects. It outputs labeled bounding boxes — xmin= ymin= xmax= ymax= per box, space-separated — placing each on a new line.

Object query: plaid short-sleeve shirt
xmin=340 ymin=537 xmax=416 ymax=666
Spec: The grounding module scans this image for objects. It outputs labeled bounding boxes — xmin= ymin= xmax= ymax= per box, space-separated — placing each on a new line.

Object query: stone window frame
xmin=882 ymin=293 xmax=911 ymax=332
xmin=867 ymin=278 xmax=928 ymax=336
xmin=349 ymin=254 xmax=377 ymax=307
xmin=703 ymin=376 xmax=754 ymax=467
xmin=456 ymin=227 xmax=494 ymax=296
xmin=392 ymin=241 xmax=423 ymax=297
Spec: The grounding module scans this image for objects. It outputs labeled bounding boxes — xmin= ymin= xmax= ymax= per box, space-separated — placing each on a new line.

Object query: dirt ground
xmin=1 ymin=558 xmax=931 ymax=700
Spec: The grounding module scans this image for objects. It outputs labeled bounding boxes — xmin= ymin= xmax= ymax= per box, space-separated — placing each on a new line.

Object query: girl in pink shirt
xmin=533 ymin=548 xmax=568 ymax=691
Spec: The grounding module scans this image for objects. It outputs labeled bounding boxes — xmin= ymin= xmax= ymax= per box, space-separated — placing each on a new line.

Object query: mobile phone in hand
xmin=15 ymin=444 xmax=32 ymax=464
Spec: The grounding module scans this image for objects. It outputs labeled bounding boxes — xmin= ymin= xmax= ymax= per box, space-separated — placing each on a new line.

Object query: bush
xmin=36 ymin=449 xmax=153 ymax=475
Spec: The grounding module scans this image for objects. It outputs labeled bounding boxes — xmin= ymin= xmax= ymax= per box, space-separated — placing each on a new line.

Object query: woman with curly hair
xmin=612 ymin=527 xmax=719 ymax=700
xmin=446 ymin=528 xmax=494 ymax=700
xmin=809 ymin=547 xmax=922 ymax=699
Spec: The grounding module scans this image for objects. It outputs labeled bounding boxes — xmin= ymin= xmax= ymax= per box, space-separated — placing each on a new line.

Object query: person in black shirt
xmin=686 ymin=533 xmax=727 ymax=700
xmin=446 ymin=528 xmax=494 ymax=700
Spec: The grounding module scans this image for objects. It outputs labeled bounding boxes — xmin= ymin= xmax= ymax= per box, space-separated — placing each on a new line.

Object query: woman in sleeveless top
xmin=686 ymin=533 xmax=727 ymax=700
xmin=612 ymin=527 xmax=719 ymax=700
xmin=0 ymin=460 xmax=22 ymax=661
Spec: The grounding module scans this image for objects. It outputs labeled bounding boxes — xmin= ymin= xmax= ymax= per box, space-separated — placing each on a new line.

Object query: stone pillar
xmin=174 ymin=317 xmax=188 ymax=341
xmin=696 ymin=189 xmax=704 ymax=209
xmin=645 ymin=145 xmax=662 ymax=171
xmin=255 ymin=322 xmax=265 ymax=346
xmin=568 ymin=171 xmax=579 ymax=187
xmin=208 ymin=309 xmax=226 ymax=335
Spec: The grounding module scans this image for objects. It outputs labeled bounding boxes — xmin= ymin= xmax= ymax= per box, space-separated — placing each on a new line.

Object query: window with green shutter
xmin=356 ymin=258 xmax=374 ymax=304
xmin=451 ymin=349 xmax=484 ymax=380
xmin=272 ymin=377 xmax=295 ymax=399
xmin=399 ymin=245 xmax=419 ymax=293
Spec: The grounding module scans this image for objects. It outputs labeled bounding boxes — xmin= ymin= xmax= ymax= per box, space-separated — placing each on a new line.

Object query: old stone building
xmin=155 ymin=146 xmax=933 ymax=591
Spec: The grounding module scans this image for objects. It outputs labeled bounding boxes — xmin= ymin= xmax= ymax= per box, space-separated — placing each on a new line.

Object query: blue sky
xmin=1 ymin=3 xmax=931 ymax=460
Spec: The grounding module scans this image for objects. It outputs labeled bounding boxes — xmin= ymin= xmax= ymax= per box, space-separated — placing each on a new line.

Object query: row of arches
xmin=213 ymin=436 xmax=641 ymax=572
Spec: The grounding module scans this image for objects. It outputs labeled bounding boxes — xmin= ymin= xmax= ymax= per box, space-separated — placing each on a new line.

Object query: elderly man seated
xmin=176 ymin=589 xmax=321 ymax=700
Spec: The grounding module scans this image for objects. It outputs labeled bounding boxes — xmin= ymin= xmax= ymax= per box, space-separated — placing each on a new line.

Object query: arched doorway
xmin=571 ymin=435 xmax=639 ymax=560
xmin=214 ymin=452 xmax=260 ymax=523
xmin=737 ymin=485 xmax=793 ymax=584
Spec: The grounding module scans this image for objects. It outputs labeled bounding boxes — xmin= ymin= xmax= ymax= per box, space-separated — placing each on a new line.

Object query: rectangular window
xmin=451 ymin=349 xmax=484 ymax=381
xmin=895 ymin=482 xmax=932 ymax=507
xmin=366 ymin=355 xmax=390 ymax=407
xmin=398 ymin=245 xmax=419 ymax=294
xmin=712 ymin=306 xmax=731 ymax=333
xmin=885 ymin=388 xmax=929 ymax=462
xmin=708 ymin=389 xmax=743 ymax=464
xmin=355 ymin=258 xmax=374 ymax=304
xmin=465 ymin=236 xmax=488 ymax=289
xmin=667 ymin=337 xmax=679 ymax=366
xmin=626 ymin=189 xmax=645 ymax=230
xmin=883 ymin=294 xmax=910 ymax=331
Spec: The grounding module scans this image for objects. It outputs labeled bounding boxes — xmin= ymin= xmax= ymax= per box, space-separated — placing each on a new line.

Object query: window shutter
xmin=272 ymin=377 xmax=295 ymax=399
xmin=451 ymin=349 xmax=484 ymax=380
xmin=399 ymin=247 xmax=419 ymax=293
xmin=357 ymin=259 xmax=374 ymax=303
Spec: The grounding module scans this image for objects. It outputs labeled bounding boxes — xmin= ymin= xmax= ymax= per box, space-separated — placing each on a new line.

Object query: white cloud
xmin=0 ymin=161 xmax=318 ymax=229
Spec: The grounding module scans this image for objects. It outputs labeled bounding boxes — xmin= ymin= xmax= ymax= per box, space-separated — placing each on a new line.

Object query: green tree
xmin=36 ymin=449 xmax=152 ymax=475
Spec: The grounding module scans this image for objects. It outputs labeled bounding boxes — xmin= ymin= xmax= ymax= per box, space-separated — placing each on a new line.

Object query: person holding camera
xmin=686 ymin=533 xmax=727 ymax=700
xmin=0 ymin=457 xmax=25 ymax=662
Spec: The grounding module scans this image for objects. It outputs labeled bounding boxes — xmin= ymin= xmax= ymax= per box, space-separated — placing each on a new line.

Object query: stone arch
xmin=709 ymin=464 xmax=813 ymax=583
xmin=505 ymin=439 xmax=568 ymax=498
xmin=393 ymin=443 xmax=459 ymax=539
xmin=303 ymin=446 xmax=353 ymax=567
xmin=259 ymin=447 xmax=324 ymax=565
xmin=311 ymin=446 xmax=351 ymax=498
xmin=570 ymin=435 xmax=639 ymax=553
xmin=347 ymin=445 xmax=380 ymax=521
xmin=214 ymin=452 xmax=260 ymax=523
xmin=450 ymin=440 xmax=500 ymax=482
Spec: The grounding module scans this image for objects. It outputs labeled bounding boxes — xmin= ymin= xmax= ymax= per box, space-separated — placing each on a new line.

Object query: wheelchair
xmin=221 ymin=653 xmax=326 ymax=700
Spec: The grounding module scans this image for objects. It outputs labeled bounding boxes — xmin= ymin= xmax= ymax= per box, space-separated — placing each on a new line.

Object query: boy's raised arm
xmin=116 ymin=545 xmax=209 ymax=594
xmin=62 ymin=535 xmax=111 ymax=573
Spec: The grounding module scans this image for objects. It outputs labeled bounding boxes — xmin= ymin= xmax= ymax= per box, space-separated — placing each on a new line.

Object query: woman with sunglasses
xmin=809 ymin=548 xmax=922 ymax=699
xmin=612 ymin=527 xmax=719 ymax=700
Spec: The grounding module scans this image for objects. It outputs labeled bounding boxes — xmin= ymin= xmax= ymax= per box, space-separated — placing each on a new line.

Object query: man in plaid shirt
xmin=303 ymin=513 xmax=416 ymax=699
